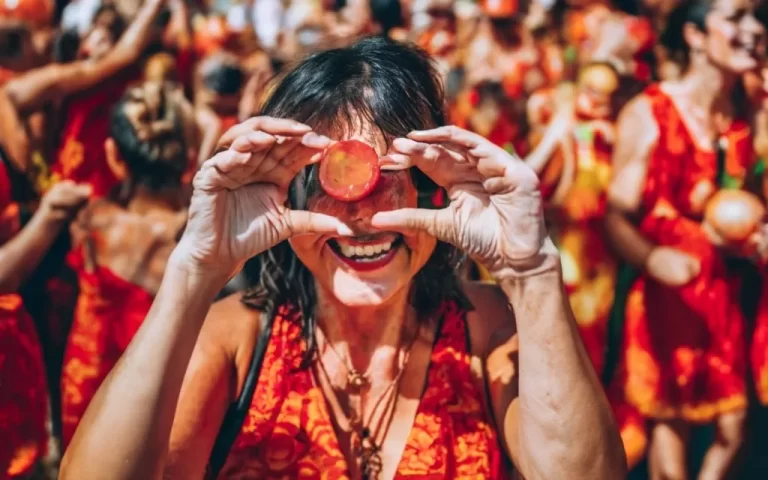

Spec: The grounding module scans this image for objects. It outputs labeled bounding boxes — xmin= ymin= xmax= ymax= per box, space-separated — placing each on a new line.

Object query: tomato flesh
xmin=319 ymin=140 xmax=381 ymax=201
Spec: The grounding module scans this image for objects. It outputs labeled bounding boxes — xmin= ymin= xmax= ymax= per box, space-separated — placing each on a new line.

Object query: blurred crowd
xmin=2 ymin=0 xmax=768 ymax=478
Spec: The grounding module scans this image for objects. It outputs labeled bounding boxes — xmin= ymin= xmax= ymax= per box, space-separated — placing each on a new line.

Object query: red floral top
xmin=217 ymin=301 xmax=506 ymax=479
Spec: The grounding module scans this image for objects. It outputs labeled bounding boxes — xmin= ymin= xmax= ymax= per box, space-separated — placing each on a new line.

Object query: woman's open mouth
xmin=327 ymin=234 xmax=405 ymax=272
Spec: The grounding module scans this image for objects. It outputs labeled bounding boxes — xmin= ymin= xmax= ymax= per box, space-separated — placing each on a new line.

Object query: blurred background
xmin=2 ymin=0 xmax=768 ymax=478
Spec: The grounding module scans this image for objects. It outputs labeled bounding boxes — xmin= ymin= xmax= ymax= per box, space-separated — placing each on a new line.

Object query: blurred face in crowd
xmin=79 ymin=8 xmax=123 ymax=60
xmin=690 ymin=0 xmax=766 ymax=74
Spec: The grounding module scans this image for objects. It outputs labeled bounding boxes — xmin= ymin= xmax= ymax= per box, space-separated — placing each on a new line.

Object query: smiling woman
xmin=59 ymin=37 xmax=625 ymax=480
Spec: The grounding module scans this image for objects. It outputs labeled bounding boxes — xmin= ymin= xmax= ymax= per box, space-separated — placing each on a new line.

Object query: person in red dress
xmin=0 ymin=160 xmax=89 ymax=477
xmin=0 ymin=1 xmax=166 ymax=196
xmin=605 ymin=0 xmax=764 ymax=477
xmin=60 ymin=81 xmax=190 ymax=448
xmin=60 ymin=37 xmax=625 ymax=480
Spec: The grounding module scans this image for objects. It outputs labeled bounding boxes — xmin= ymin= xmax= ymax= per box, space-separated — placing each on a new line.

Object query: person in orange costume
xmin=60 ymin=82 xmax=189 ymax=448
xmin=525 ymin=63 xmax=648 ymax=469
xmin=527 ymin=63 xmax=619 ymax=376
xmin=605 ymin=0 xmax=764 ymax=478
xmin=60 ymin=37 xmax=626 ymax=480
xmin=0 ymin=157 xmax=90 ymax=477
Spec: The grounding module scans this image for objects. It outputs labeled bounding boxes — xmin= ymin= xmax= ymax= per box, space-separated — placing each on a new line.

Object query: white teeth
xmin=336 ymin=241 xmax=395 ymax=259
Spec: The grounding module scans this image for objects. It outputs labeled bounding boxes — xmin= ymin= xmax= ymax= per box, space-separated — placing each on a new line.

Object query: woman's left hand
xmin=372 ymin=126 xmax=558 ymax=281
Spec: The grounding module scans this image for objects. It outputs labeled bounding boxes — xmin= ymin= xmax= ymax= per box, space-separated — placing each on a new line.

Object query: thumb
xmin=685 ymin=256 xmax=701 ymax=277
xmin=287 ymin=210 xmax=354 ymax=237
xmin=74 ymin=184 xmax=93 ymax=198
xmin=371 ymin=208 xmax=453 ymax=242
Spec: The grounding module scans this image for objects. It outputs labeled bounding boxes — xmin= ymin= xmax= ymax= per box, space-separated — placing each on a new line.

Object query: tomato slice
xmin=319 ymin=140 xmax=381 ymax=201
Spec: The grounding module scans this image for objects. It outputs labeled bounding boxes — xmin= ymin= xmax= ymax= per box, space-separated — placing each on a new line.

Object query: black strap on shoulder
xmin=207 ymin=312 xmax=275 ymax=479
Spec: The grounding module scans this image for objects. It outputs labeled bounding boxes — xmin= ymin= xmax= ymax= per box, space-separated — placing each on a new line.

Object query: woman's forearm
xmin=499 ymin=257 xmax=626 ymax=479
xmin=60 ymin=259 xmax=227 ymax=480
xmin=0 ymin=210 xmax=65 ymax=293
xmin=604 ymin=207 xmax=654 ymax=268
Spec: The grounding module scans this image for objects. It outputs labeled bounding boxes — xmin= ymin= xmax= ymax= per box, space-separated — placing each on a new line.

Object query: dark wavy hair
xmin=241 ymin=36 xmax=471 ymax=364
xmin=660 ymin=0 xmax=712 ymax=68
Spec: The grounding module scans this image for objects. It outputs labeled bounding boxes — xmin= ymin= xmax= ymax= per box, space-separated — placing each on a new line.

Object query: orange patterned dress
xmin=60 ymin=252 xmax=154 ymax=447
xmin=0 ymin=160 xmax=48 ymax=478
xmin=218 ymin=301 xmax=506 ymax=479
xmin=619 ymin=85 xmax=752 ymax=422
xmin=545 ymin=122 xmax=616 ymax=375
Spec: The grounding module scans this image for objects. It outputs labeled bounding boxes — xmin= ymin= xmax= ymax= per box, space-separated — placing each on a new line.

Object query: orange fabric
xmin=0 ymin=162 xmax=47 ymax=479
xmin=0 ymin=0 xmax=53 ymax=27
xmin=534 ymin=87 xmax=616 ymax=374
xmin=619 ymin=85 xmax=751 ymax=422
xmin=60 ymin=252 xmax=154 ymax=447
xmin=52 ymin=73 xmax=137 ymax=197
xmin=607 ymin=381 xmax=647 ymax=470
xmin=218 ymin=302 xmax=505 ymax=479
xmin=220 ymin=114 xmax=239 ymax=134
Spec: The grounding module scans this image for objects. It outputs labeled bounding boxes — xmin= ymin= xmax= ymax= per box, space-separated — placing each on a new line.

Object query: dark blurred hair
xmin=370 ymin=0 xmax=404 ymax=34
xmin=201 ymin=58 xmax=246 ymax=95
xmin=53 ymin=29 xmax=81 ymax=63
xmin=93 ymin=4 xmax=127 ymax=43
xmin=109 ymin=84 xmax=188 ymax=201
xmin=661 ymin=0 xmax=712 ymax=68
xmin=242 ymin=36 xmax=470 ymax=364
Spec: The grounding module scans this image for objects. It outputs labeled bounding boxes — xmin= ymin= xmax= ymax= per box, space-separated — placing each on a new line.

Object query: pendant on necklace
xmin=347 ymin=370 xmax=369 ymax=390
xmin=359 ymin=429 xmax=382 ymax=480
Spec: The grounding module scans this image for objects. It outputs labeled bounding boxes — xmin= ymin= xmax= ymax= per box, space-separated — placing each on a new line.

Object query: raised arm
xmin=0 ymin=181 xmax=90 ymax=293
xmin=0 ymin=0 xmax=167 ymax=171
xmin=1 ymin=0 xmax=166 ymax=115
xmin=604 ymin=94 xmax=657 ymax=266
xmin=59 ymin=118 xmax=342 ymax=479
xmin=372 ymin=126 xmax=626 ymax=479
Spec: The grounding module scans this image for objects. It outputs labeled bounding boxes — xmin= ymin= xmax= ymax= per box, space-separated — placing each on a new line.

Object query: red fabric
xmin=0 ymin=163 xmax=47 ymax=478
xmin=60 ymin=251 xmax=154 ymax=447
xmin=219 ymin=302 xmax=505 ymax=478
xmin=620 ymin=85 xmax=751 ymax=422
xmin=52 ymin=73 xmax=138 ymax=197
xmin=751 ymin=272 xmax=768 ymax=405
xmin=0 ymin=296 xmax=49 ymax=479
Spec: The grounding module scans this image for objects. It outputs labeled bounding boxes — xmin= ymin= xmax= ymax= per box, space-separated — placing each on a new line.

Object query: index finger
xmin=407 ymin=125 xmax=486 ymax=151
xmin=218 ymin=117 xmax=312 ymax=150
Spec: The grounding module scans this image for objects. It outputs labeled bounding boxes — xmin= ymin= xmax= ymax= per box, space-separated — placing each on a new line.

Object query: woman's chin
xmin=327 ymin=269 xmax=406 ymax=307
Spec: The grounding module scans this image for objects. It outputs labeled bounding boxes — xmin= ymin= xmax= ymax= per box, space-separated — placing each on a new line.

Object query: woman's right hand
xmin=172 ymin=117 xmax=352 ymax=280
xmin=644 ymin=246 xmax=701 ymax=287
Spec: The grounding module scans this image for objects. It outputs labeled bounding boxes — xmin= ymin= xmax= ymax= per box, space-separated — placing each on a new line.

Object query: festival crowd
xmin=2 ymin=0 xmax=768 ymax=478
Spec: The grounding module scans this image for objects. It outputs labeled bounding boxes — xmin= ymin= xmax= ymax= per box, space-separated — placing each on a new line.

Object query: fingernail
xmin=303 ymin=132 xmax=331 ymax=148
xmin=293 ymin=123 xmax=312 ymax=131
xmin=336 ymin=224 xmax=354 ymax=236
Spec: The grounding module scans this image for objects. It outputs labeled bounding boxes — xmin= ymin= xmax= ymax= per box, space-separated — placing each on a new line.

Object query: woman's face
xmin=289 ymin=127 xmax=437 ymax=307
xmin=702 ymin=0 xmax=765 ymax=73
xmin=79 ymin=25 xmax=115 ymax=60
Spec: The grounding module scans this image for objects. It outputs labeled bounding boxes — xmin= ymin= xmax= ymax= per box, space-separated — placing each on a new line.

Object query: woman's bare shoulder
xmin=203 ymin=293 xmax=263 ymax=395
xmin=462 ymin=281 xmax=517 ymax=357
